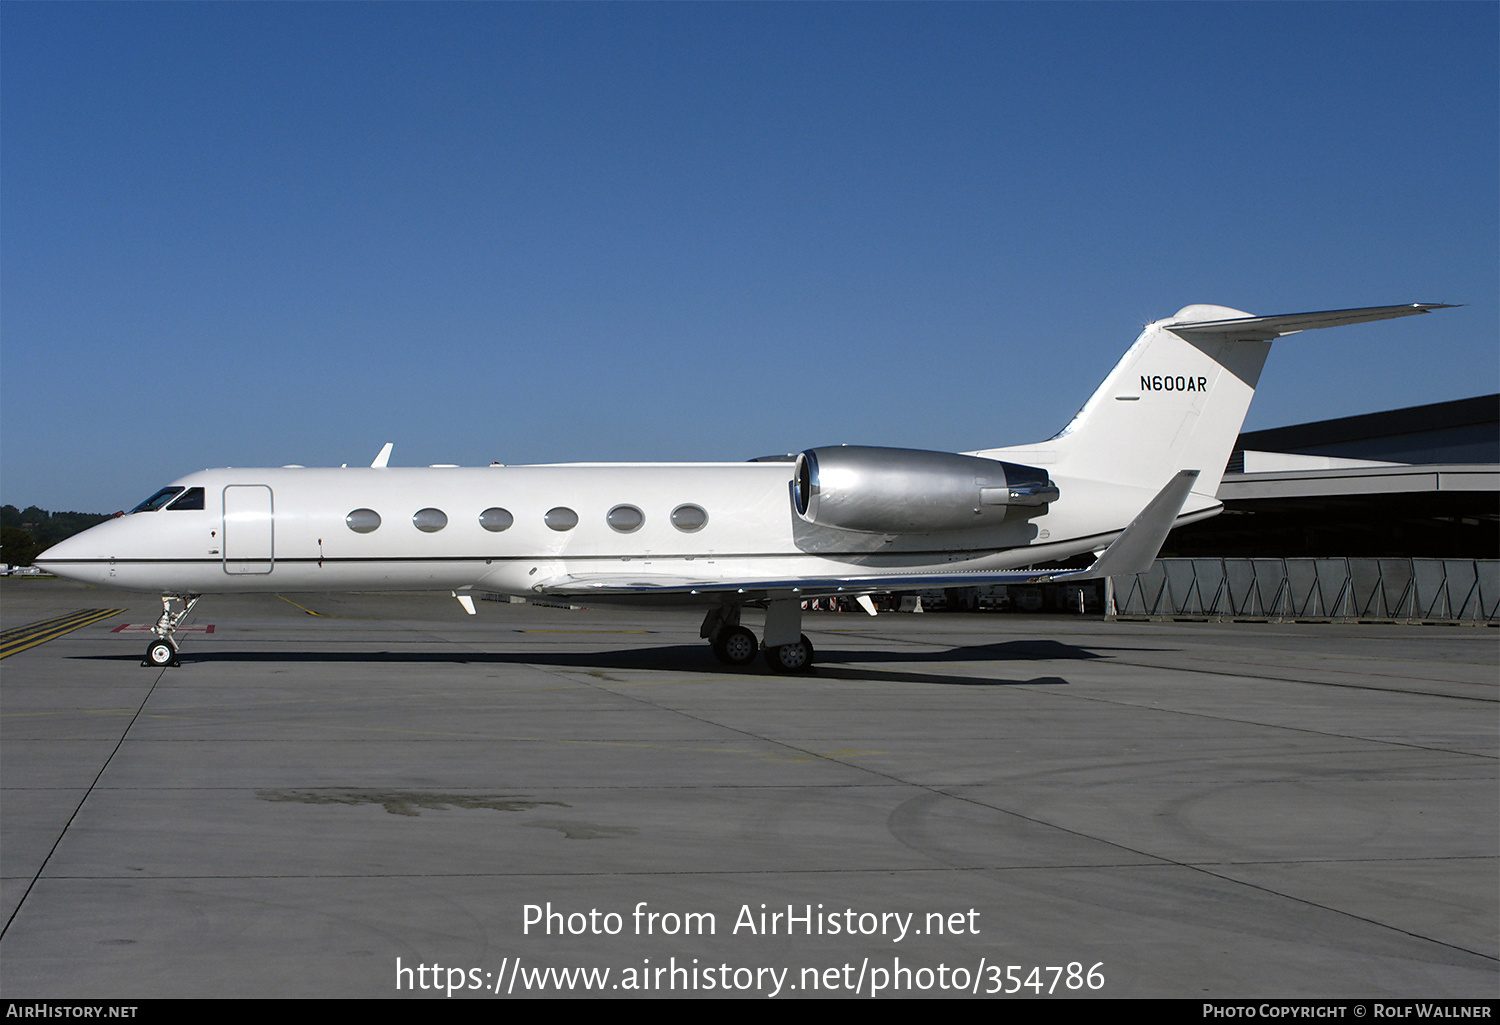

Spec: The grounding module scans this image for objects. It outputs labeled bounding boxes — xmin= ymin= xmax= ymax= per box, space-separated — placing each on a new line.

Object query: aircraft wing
xmin=533 ymin=471 xmax=1200 ymax=602
xmin=533 ymin=566 xmax=1084 ymax=602
xmin=1169 ymin=303 xmax=1454 ymax=341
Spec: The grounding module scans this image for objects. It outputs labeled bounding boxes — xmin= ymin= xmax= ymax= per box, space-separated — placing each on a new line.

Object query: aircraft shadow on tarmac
xmin=76 ymin=638 xmax=1112 ymax=688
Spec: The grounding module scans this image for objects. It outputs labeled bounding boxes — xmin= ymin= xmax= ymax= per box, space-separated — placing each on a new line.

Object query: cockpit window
xmin=167 ymin=487 xmax=204 ymax=511
xmin=131 ymin=487 xmax=184 ymax=513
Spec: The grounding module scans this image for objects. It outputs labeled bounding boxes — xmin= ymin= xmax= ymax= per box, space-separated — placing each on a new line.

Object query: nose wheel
xmin=145 ymin=636 xmax=179 ymax=668
xmin=143 ymin=594 xmax=199 ymax=668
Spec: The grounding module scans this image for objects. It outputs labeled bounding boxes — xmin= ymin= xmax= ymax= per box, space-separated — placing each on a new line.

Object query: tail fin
xmin=981 ymin=303 xmax=1451 ymax=494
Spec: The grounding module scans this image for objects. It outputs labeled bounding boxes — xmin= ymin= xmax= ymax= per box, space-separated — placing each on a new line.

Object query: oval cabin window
xmin=346 ymin=509 xmax=381 ymax=534
xmin=544 ymin=507 xmax=579 ymax=531
xmin=607 ymin=505 xmax=645 ymax=533
xmin=479 ymin=507 xmax=513 ymax=532
xmin=413 ymin=508 xmax=448 ymax=533
xmin=670 ymin=504 xmax=708 ymax=532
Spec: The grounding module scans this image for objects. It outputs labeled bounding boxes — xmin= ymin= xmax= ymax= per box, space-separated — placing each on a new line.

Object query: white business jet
xmin=36 ymin=303 xmax=1449 ymax=670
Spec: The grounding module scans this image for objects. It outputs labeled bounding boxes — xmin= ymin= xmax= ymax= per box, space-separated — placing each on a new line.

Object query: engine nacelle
xmin=791 ymin=446 xmax=1058 ymax=534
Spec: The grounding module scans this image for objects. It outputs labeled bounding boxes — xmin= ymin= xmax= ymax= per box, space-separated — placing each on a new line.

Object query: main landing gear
xmin=763 ymin=634 xmax=815 ymax=673
xmin=143 ymin=594 xmax=200 ymax=668
xmin=711 ymin=624 xmax=759 ymax=666
xmin=701 ymin=601 xmax=816 ymax=673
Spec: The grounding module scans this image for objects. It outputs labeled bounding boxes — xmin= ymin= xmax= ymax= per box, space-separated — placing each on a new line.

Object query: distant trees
xmin=0 ymin=505 xmax=111 ymax=565
xmin=1 ymin=525 xmax=41 ymax=566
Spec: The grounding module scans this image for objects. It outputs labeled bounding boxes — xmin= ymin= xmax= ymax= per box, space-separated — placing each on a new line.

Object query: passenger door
xmin=222 ymin=485 xmax=274 ymax=574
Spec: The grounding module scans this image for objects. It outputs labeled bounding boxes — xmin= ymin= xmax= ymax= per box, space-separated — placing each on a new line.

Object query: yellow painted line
xmin=277 ymin=595 xmax=327 ymax=616
xmin=0 ymin=609 xmax=126 ymax=658
xmin=273 ymin=595 xmax=429 ymax=621
xmin=0 ymin=708 xmax=138 ymax=718
xmin=517 ymin=629 xmax=652 ymax=634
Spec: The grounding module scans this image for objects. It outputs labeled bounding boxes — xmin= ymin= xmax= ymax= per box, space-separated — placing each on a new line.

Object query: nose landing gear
xmin=142 ymin=594 xmax=200 ymax=668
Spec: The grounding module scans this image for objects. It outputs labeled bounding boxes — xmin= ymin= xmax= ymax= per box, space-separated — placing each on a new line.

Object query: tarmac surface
xmin=1 ymin=577 xmax=1495 ymax=999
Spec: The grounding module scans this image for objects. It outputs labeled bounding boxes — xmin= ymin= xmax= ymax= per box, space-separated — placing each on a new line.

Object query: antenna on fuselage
xmin=371 ymin=442 xmax=393 ymax=469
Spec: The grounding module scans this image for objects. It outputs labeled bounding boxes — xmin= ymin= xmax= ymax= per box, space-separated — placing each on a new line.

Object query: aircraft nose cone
xmin=33 ymin=529 xmax=107 ymax=583
xmin=33 ymin=535 xmax=74 ymax=566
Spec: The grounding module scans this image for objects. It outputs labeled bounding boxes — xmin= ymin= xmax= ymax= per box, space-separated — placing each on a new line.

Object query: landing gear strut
xmin=143 ymin=594 xmax=200 ymax=668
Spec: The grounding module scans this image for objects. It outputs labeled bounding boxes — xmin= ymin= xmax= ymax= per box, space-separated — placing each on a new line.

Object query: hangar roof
xmin=1218 ymin=463 xmax=1497 ymax=501
xmin=1229 ymin=394 xmax=1498 ymax=469
xmin=1171 ymin=395 xmax=1499 ymax=559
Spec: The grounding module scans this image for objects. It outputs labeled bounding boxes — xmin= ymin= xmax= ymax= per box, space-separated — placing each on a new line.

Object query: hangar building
xmin=1108 ymin=394 xmax=1498 ymax=622
xmin=1168 ymin=394 xmax=1497 ymax=559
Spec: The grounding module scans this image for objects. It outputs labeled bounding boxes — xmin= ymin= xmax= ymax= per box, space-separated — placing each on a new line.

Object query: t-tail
xmin=977 ymin=303 xmax=1452 ymax=496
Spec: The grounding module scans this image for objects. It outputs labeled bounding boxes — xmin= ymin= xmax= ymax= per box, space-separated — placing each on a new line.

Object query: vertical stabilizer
xmin=1037 ymin=305 xmax=1269 ymax=494
xmin=977 ymin=303 xmax=1450 ymax=495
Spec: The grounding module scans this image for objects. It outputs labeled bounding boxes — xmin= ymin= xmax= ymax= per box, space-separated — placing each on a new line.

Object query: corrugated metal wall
xmin=1111 ymin=558 xmax=1499 ymax=622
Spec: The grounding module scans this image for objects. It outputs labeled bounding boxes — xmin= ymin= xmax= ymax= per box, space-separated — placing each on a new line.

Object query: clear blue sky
xmin=3 ymin=2 xmax=1495 ymax=513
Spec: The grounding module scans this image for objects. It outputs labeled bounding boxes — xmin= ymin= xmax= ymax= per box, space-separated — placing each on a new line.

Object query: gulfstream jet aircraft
xmin=36 ymin=303 xmax=1449 ymax=670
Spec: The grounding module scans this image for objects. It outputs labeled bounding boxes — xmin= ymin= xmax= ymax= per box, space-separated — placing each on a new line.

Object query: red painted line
xmin=111 ymin=624 xmax=215 ymax=634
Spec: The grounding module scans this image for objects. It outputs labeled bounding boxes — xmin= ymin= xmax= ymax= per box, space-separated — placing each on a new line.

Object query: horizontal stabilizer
xmin=1169 ymin=303 xmax=1454 ymax=341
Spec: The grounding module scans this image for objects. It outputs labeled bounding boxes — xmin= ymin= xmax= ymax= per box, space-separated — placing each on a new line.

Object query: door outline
xmin=222 ymin=485 xmax=274 ymax=574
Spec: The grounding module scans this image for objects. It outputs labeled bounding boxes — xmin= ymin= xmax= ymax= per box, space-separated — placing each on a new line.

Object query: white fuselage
xmin=38 ymin=460 xmax=1205 ymax=599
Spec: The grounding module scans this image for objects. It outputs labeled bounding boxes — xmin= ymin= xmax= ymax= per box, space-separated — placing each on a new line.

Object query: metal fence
xmin=1110 ymin=558 xmax=1499 ymax=623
